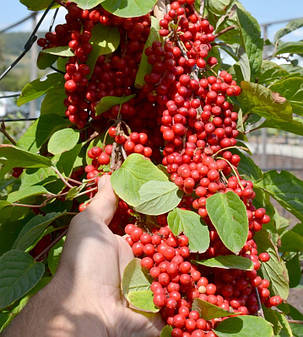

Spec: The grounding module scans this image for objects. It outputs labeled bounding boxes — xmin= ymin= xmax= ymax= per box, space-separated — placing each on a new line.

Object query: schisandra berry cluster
xmin=35 ymin=1 xmax=283 ymax=336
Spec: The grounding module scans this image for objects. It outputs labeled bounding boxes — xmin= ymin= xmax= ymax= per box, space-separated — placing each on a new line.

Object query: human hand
xmin=56 ymin=175 xmax=163 ymax=337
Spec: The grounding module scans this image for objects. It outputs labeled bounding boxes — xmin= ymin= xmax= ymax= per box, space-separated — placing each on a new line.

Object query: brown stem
xmin=34 ymin=229 xmax=68 ymax=261
xmin=0 ymin=122 xmax=17 ymax=145
xmin=215 ymin=25 xmax=236 ymax=38
xmin=288 ymin=320 xmax=303 ymax=324
xmin=255 ymin=288 xmax=265 ymax=319
xmin=66 ymin=177 xmax=82 ymax=185
xmin=75 ymin=186 xmax=98 ymax=198
xmin=12 ymin=200 xmax=49 ymax=208
xmin=53 ymin=0 xmax=66 ymax=7
xmin=51 ymin=166 xmax=74 ymax=189
xmin=84 ymin=130 xmax=99 ymax=145
xmin=154 ymin=0 xmax=168 ymax=20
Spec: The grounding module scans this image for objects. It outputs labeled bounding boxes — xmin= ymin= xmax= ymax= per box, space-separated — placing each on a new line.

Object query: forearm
xmin=3 ymin=276 xmax=109 ymax=337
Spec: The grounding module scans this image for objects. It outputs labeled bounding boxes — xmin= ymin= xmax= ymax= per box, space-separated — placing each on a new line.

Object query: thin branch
xmin=0 ymin=93 xmax=21 ymax=99
xmin=255 ymin=288 xmax=265 ymax=319
xmin=34 ymin=229 xmax=68 ymax=261
xmin=75 ymin=186 xmax=98 ymax=198
xmin=0 ymin=122 xmax=17 ymax=145
xmin=51 ymin=166 xmax=74 ymax=189
xmin=288 ymin=320 xmax=303 ymax=324
xmin=50 ymin=65 xmax=65 ymax=75
xmin=154 ymin=0 xmax=168 ymax=20
xmin=215 ymin=25 xmax=236 ymax=38
xmin=66 ymin=177 xmax=82 ymax=185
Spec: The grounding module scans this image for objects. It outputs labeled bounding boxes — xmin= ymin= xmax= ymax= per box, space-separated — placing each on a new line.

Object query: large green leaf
xmin=87 ymin=24 xmax=120 ymax=74
xmin=275 ymin=41 xmax=303 ymax=56
xmin=42 ymin=46 xmax=74 ymax=57
xmin=48 ymin=128 xmax=80 ymax=155
xmin=13 ymin=213 xmax=63 ymax=251
xmin=238 ymin=81 xmax=293 ymax=121
xmin=192 ymin=299 xmax=234 ymax=320
xmin=194 ymin=255 xmax=253 ymax=271
xmin=0 ymin=145 xmax=52 ymax=168
xmin=270 ymin=77 xmax=303 ymax=116
xmin=0 ymin=250 xmax=45 ymax=310
xmin=20 ymin=168 xmax=57 ymax=189
xmin=167 ymin=208 xmax=209 ymax=253
xmin=285 ymin=254 xmax=301 ymax=288
xmin=95 ymin=95 xmax=135 ymax=116
xmin=20 ymin=0 xmax=59 ymax=10
xmin=7 ymin=185 xmax=48 ymax=203
xmin=55 ymin=144 xmax=83 ymax=176
xmin=17 ymin=114 xmax=70 ymax=153
xmin=40 ymin=88 xmax=67 ymax=116
xmin=17 ymin=73 xmax=64 ymax=106
xmin=128 ymin=290 xmax=159 ymax=313
xmin=232 ymin=149 xmax=262 ymax=182
xmin=258 ymin=61 xmax=289 ymax=87
xmin=206 ymin=191 xmax=248 ymax=254
xmin=134 ymin=181 xmax=182 ymax=216
xmin=254 ymin=229 xmax=289 ymax=300
xmin=261 ymin=116 xmax=303 ymax=136
xmin=111 ymin=154 xmax=168 ymax=206
xmin=214 ymin=316 xmax=273 ymax=337
xmin=237 ymin=8 xmax=263 ymax=79
xmin=122 ymin=258 xmax=152 ymax=298
xmin=73 ymin=0 xmax=104 ymax=9
xmin=135 ymin=16 xmax=160 ymax=88
xmin=37 ymin=52 xmax=58 ymax=70
xmin=207 ymin=0 xmax=232 ymax=15
xmin=256 ymin=170 xmax=303 ymax=222
xmin=101 ymin=0 xmax=158 ymax=18
xmin=280 ymin=223 xmax=303 ymax=252
xmin=275 ymin=18 xmax=303 ymax=42
xmin=280 ymin=64 xmax=303 ymax=76
xmin=264 ymin=306 xmax=292 ymax=336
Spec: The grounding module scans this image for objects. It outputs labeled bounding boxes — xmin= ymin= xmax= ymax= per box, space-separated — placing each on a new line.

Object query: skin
xmin=4 ymin=175 xmax=163 ymax=337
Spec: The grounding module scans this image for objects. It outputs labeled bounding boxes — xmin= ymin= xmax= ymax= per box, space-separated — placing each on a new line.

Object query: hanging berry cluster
xmin=37 ymin=1 xmax=282 ymax=337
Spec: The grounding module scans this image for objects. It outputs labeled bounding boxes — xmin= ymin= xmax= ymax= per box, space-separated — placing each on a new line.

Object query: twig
xmin=200 ymin=0 xmax=205 ymax=17
xmin=49 ymin=7 xmax=60 ymax=32
xmin=34 ymin=228 xmax=68 ymax=261
xmin=0 ymin=93 xmax=21 ymax=99
xmin=66 ymin=177 xmax=82 ymax=185
xmin=154 ymin=0 xmax=168 ymax=20
xmin=12 ymin=200 xmax=50 ymax=208
xmin=50 ymin=65 xmax=65 ymax=75
xmin=0 ymin=122 xmax=17 ymax=145
xmin=75 ymin=186 xmax=98 ymax=198
xmin=288 ymin=320 xmax=303 ymax=324
xmin=255 ymin=288 xmax=265 ymax=318
xmin=51 ymin=166 xmax=74 ymax=189
xmin=215 ymin=25 xmax=236 ymax=38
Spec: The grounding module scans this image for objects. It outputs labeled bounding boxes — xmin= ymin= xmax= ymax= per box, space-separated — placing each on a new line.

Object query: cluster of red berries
xmin=35 ymin=1 xmax=283 ymax=335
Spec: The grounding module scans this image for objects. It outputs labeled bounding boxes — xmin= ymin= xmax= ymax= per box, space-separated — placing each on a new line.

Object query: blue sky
xmin=1 ymin=1 xmax=303 ymax=41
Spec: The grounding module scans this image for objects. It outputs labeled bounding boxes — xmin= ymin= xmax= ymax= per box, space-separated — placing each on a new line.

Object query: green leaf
xmin=20 ymin=0 xmax=59 ymax=10
xmin=258 ymin=61 xmax=289 ymax=87
xmin=0 ymin=145 xmax=52 ymax=169
xmin=122 ymin=258 xmax=152 ymax=299
xmin=134 ymin=181 xmax=182 ymax=216
xmin=192 ymin=299 xmax=235 ymax=320
xmin=194 ymin=255 xmax=253 ymax=271
xmin=275 ymin=18 xmax=303 ymax=42
xmin=111 ymin=154 xmax=168 ymax=206
xmin=95 ymin=95 xmax=135 ymax=116
xmin=42 ymin=46 xmax=74 ymax=57
xmin=237 ymin=8 xmax=263 ymax=79
xmin=48 ymin=128 xmax=80 ymax=155
xmin=167 ymin=208 xmax=209 ymax=253
xmin=263 ymin=306 xmax=292 ymax=336
xmin=254 ymin=229 xmax=289 ymax=300
xmin=256 ymin=170 xmax=303 ymax=222
xmin=48 ymin=237 xmax=65 ymax=275
xmin=287 ymin=323 xmax=303 ymax=337
xmin=0 ymin=250 xmax=45 ymax=310
xmin=206 ymin=191 xmax=248 ymax=254
xmin=87 ymin=24 xmax=120 ymax=74
xmin=37 ymin=52 xmax=58 ymax=70
xmin=55 ymin=144 xmax=83 ymax=176
xmin=270 ymin=77 xmax=303 ymax=116
xmin=280 ymin=64 xmax=303 ymax=76
xmin=17 ymin=73 xmax=64 ymax=106
xmin=285 ymin=254 xmax=301 ymax=288
xmin=281 ymin=224 xmax=303 ymax=252
xmin=160 ymin=325 xmax=173 ymax=337
xmin=7 ymin=185 xmax=48 ymax=203
xmin=214 ymin=316 xmax=273 ymax=337
xmin=232 ymin=149 xmax=262 ymax=182
xmin=17 ymin=114 xmax=70 ymax=153
xmin=128 ymin=290 xmax=159 ymax=313
xmin=207 ymin=0 xmax=232 ymax=15
xmin=73 ymin=0 xmax=104 ymax=9
xmin=20 ymin=168 xmax=57 ymax=188
xmin=101 ymin=0 xmax=158 ymax=18
xmin=275 ymin=41 xmax=303 ymax=56
xmin=238 ymin=81 xmax=293 ymax=121
xmin=261 ymin=116 xmax=303 ymax=136
xmin=135 ymin=16 xmax=160 ymax=88
xmin=40 ymin=88 xmax=67 ymax=116
xmin=13 ymin=213 xmax=63 ymax=251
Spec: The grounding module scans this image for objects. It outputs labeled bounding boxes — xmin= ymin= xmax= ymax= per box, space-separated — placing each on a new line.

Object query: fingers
xmin=86 ymin=175 xmax=118 ymax=225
